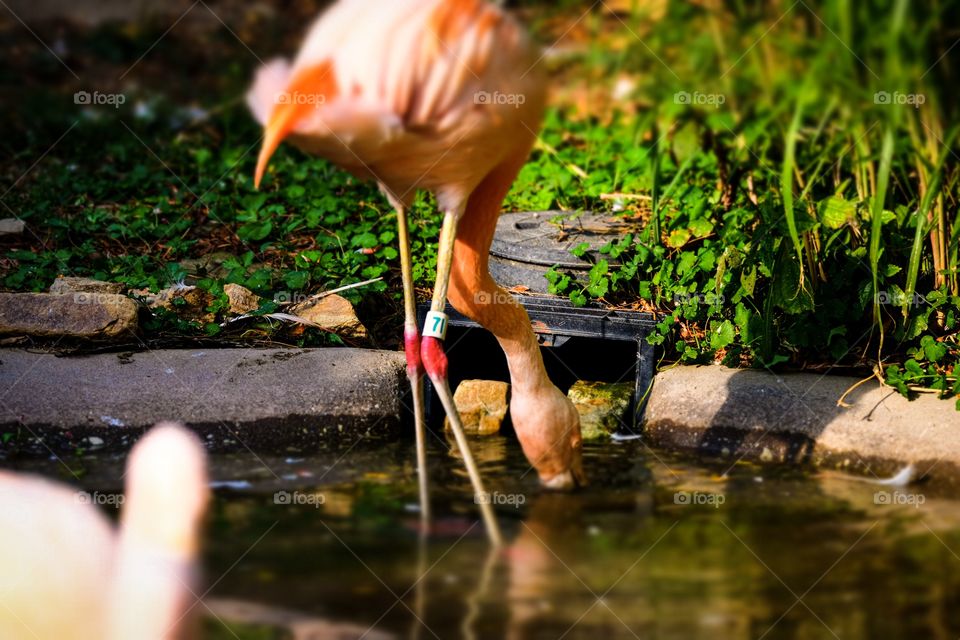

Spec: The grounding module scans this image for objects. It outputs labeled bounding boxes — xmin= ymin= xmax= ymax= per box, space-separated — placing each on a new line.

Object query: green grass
xmin=1 ymin=1 xmax=957 ymax=406
xmin=521 ymin=0 xmax=959 ymax=406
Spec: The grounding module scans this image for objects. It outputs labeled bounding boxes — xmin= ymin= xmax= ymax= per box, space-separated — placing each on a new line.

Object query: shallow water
xmin=11 ymin=436 xmax=960 ymax=639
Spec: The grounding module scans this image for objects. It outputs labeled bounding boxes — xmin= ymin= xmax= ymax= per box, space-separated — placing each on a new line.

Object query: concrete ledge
xmin=644 ymin=365 xmax=960 ymax=488
xmin=0 ymin=348 xmax=406 ymax=456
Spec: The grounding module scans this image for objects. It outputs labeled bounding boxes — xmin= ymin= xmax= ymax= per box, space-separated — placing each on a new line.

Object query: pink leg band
xmin=421 ymin=336 xmax=448 ymax=380
xmin=404 ymin=328 xmax=424 ymax=378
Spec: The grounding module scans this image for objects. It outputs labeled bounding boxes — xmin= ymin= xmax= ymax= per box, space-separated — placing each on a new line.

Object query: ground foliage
xmin=0 ymin=0 xmax=957 ymax=406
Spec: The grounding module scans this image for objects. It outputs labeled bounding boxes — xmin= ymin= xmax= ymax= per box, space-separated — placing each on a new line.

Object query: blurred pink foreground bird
xmin=0 ymin=423 xmax=209 ymax=640
xmin=248 ymin=0 xmax=585 ymax=544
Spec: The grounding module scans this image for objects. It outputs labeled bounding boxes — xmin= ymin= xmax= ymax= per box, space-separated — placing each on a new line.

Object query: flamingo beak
xmin=572 ymin=451 xmax=588 ymax=487
xmin=252 ymin=60 xmax=338 ymax=189
xmin=253 ymin=60 xmax=338 ymax=189
xmin=541 ymin=463 xmax=586 ymax=491
xmin=540 ymin=443 xmax=587 ymax=490
xmin=253 ymin=102 xmax=299 ymax=189
xmin=541 ymin=471 xmax=576 ymax=490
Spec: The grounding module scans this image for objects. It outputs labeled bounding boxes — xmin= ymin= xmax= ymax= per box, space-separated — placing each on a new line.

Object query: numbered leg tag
xmin=423 ymin=310 xmax=449 ymax=340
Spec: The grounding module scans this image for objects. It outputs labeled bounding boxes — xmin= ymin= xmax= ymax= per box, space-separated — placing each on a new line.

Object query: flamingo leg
xmin=422 ymin=210 xmax=503 ymax=547
xmin=395 ymin=202 xmax=431 ymax=526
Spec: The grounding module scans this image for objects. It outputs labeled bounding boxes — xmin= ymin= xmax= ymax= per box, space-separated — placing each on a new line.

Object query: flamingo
xmin=0 ymin=423 xmax=209 ymax=640
xmin=248 ymin=0 xmax=585 ymax=545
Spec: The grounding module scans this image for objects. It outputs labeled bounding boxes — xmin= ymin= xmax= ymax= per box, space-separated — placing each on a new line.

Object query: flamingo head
xmin=510 ymin=386 xmax=586 ymax=490
xmin=248 ymin=60 xmax=339 ymax=188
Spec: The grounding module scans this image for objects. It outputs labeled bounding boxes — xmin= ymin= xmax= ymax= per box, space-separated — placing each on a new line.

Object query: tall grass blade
xmin=782 ymin=101 xmax=805 ymax=285
xmin=870 ymin=128 xmax=895 ymax=335
xmin=650 ymin=119 xmax=662 ymax=246
xmin=902 ymin=126 xmax=957 ymax=318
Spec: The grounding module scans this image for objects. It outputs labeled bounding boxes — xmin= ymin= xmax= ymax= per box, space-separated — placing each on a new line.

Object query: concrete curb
xmin=0 ymin=348 xmax=406 ymax=456
xmin=644 ymin=365 xmax=960 ymax=489
xmin=4 ymin=347 xmax=956 ymax=490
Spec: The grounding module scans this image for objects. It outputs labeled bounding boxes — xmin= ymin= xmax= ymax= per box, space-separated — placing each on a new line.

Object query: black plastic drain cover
xmin=489 ymin=210 xmax=641 ymax=292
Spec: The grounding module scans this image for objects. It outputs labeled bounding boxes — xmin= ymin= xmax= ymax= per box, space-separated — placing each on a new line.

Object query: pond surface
xmin=10 ymin=436 xmax=960 ymax=639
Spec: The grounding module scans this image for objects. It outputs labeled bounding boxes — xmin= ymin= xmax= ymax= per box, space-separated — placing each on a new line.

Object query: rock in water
xmin=567 ymin=380 xmax=633 ymax=440
xmin=445 ymin=379 xmax=510 ymax=436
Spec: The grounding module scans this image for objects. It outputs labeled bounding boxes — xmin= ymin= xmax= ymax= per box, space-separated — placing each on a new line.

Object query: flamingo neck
xmin=453 ymin=156 xmax=553 ymax=398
